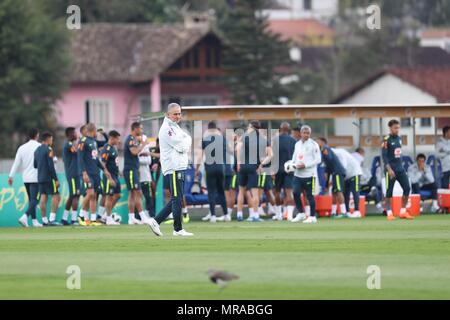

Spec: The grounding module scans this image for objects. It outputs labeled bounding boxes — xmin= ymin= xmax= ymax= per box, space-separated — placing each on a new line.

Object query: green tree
xmin=220 ymin=0 xmax=292 ymax=104
xmin=0 ymin=0 xmax=70 ymax=157
xmin=38 ymin=0 xmax=177 ymax=23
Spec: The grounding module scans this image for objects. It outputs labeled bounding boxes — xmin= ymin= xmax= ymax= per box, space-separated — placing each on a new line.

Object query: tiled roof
xmin=70 ymin=23 xmax=210 ymax=83
xmin=332 ymin=67 xmax=450 ymax=103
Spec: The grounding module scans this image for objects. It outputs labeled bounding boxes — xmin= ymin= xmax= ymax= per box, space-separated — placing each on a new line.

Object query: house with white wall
xmin=262 ymin=0 xmax=338 ymax=21
xmin=420 ymin=28 xmax=450 ymax=52
xmin=331 ymin=67 xmax=450 ymax=158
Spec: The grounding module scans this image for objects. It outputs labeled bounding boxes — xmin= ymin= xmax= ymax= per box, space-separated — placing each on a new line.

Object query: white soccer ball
xmin=111 ymin=213 xmax=122 ymax=224
xmin=284 ymin=160 xmax=296 ymax=173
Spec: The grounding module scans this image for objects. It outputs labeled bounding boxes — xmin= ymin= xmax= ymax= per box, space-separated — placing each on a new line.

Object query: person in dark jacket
xmin=34 ymin=132 xmax=60 ymax=226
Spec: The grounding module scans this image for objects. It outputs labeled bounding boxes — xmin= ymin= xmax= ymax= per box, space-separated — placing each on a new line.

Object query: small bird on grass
xmin=207 ymin=269 xmax=239 ymax=291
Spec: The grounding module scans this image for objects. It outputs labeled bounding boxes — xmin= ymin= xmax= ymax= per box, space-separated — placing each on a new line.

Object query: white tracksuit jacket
xmin=158 ymin=117 xmax=192 ymax=176
xmin=333 ymin=148 xmax=363 ymax=180
xmin=292 ymin=138 xmax=322 ymax=178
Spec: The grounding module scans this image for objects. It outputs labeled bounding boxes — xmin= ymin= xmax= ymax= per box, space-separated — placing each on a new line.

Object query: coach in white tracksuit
xmin=150 ymin=103 xmax=193 ymax=236
xmin=333 ymin=148 xmax=363 ymax=214
xmin=8 ymin=129 xmax=41 ymax=227
xmin=291 ymin=125 xmax=322 ymax=224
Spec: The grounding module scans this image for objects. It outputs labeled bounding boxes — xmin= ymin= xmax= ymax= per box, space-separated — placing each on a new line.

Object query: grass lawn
xmin=0 ymin=215 xmax=449 ymax=300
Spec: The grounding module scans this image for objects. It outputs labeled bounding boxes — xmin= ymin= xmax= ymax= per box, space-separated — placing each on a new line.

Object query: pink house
xmin=57 ymin=23 xmax=229 ymax=136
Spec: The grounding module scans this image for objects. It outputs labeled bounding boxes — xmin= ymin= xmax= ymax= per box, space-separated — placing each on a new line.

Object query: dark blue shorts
xmin=224 ymin=174 xmax=237 ymax=191
xmin=103 ymin=175 xmax=121 ymax=196
xmin=85 ymin=174 xmax=102 ymax=193
xmin=332 ymin=174 xmax=345 ymax=193
xmin=66 ymin=176 xmax=80 ymax=197
xmin=38 ymin=179 xmax=59 ymax=195
xmin=258 ymin=173 xmax=273 ymax=191
xmin=124 ymin=169 xmax=141 ymax=191
xmin=238 ymin=165 xmax=258 ymax=189
xmin=274 ymin=171 xmax=293 ymax=191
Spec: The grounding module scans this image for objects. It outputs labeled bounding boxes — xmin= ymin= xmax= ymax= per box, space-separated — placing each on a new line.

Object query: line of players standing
xmin=196 ymin=120 xmax=364 ymax=225
xmin=12 ymin=122 xmax=161 ymax=227
xmin=195 ymin=120 xmax=449 ymax=224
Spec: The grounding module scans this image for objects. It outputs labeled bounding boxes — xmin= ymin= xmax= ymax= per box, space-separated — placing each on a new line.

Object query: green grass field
xmin=0 ymin=215 xmax=449 ymax=300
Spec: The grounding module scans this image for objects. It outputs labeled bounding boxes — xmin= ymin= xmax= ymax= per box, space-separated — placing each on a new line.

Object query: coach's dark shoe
xmin=62 ymin=219 xmax=70 ymax=226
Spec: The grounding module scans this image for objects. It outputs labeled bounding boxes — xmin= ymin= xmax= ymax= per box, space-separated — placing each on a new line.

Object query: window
xmin=304 ymin=0 xmax=312 ymax=10
xmin=400 ymin=118 xmax=412 ymax=127
xmin=420 ymin=118 xmax=432 ymax=127
xmin=85 ymin=99 xmax=112 ymax=131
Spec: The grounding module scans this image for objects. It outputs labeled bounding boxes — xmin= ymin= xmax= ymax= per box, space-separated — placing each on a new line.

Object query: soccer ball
xmin=111 ymin=213 xmax=122 ymax=224
xmin=284 ymin=160 xmax=296 ymax=173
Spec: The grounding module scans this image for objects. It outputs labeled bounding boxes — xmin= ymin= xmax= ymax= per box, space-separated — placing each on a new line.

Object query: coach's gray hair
xmin=301 ymin=125 xmax=312 ymax=132
xmin=167 ymin=103 xmax=181 ymax=113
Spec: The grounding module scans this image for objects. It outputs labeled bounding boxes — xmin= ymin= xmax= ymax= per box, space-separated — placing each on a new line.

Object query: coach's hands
xmin=296 ymin=163 xmax=305 ymax=169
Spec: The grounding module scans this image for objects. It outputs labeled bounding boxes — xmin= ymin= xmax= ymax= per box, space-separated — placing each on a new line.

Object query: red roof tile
xmin=268 ymin=19 xmax=335 ymax=45
xmin=421 ymin=28 xmax=450 ymax=39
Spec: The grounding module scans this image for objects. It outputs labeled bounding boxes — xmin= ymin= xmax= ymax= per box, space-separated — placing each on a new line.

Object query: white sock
xmin=340 ymin=204 xmax=347 ymax=214
xmin=252 ymin=208 xmax=259 ymax=218
xmin=287 ymin=205 xmax=295 ymax=220
xmin=227 ymin=208 xmax=233 ymax=216
xmin=387 ymin=210 xmax=393 ymax=216
xmin=305 ymin=205 xmax=311 ymax=216
xmin=49 ymin=212 xmax=56 ymax=222
xmin=71 ymin=210 xmax=78 ymax=221
xmin=107 ymin=216 xmax=114 ymax=223
xmin=128 ymin=213 xmax=134 ymax=221
xmin=400 ymin=207 xmax=406 ymax=214
xmin=276 ymin=205 xmax=282 ymax=215
xmin=331 ymin=204 xmax=337 ymax=215
xmin=90 ymin=213 xmax=97 ymax=221
xmin=32 ymin=219 xmax=39 ymax=225
xmin=62 ymin=210 xmax=70 ymax=221
xmin=258 ymin=207 xmax=265 ymax=215
xmin=182 ymin=207 xmax=188 ymax=214
xmin=237 ymin=211 xmax=243 ymax=218
xmin=42 ymin=217 xmax=49 ymax=224
xmin=98 ymin=206 xmax=106 ymax=217
xmin=80 ymin=210 xmax=88 ymax=219
xmin=432 ymin=200 xmax=438 ymax=207
xmin=139 ymin=211 xmax=148 ymax=222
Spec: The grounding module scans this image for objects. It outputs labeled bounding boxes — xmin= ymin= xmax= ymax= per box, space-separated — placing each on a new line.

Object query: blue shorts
xmin=85 ymin=174 xmax=102 ymax=193
xmin=238 ymin=165 xmax=258 ymax=189
xmin=124 ymin=169 xmax=140 ymax=191
xmin=39 ymin=179 xmax=59 ymax=195
xmin=103 ymin=175 xmax=121 ymax=196
xmin=274 ymin=171 xmax=293 ymax=191
xmin=225 ymin=174 xmax=238 ymax=191
xmin=66 ymin=176 xmax=80 ymax=197
xmin=332 ymin=174 xmax=345 ymax=193
xmin=258 ymin=173 xmax=273 ymax=191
